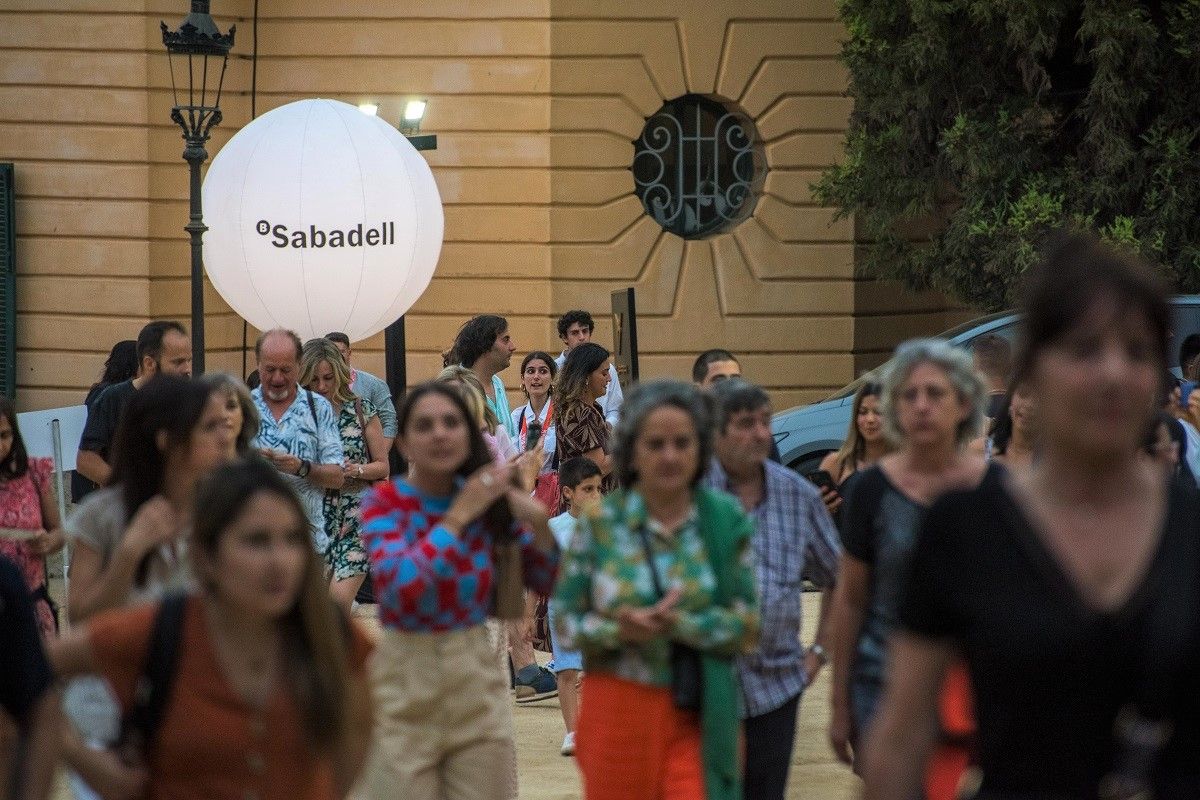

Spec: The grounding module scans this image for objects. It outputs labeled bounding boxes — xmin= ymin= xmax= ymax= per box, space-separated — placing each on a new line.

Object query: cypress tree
xmin=815 ymin=1 xmax=1200 ymax=310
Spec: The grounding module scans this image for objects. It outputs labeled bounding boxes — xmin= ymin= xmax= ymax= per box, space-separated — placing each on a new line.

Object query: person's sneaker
xmin=513 ymin=664 xmax=558 ymax=704
xmin=560 ymin=731 xmax=576 ymax=757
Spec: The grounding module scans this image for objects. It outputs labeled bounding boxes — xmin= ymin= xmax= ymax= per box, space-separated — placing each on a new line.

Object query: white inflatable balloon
xmin=202 ymin=98 xmax=443 ymax=342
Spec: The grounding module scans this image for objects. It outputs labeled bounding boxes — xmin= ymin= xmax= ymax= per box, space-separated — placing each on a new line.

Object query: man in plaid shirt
xmin=704 ymin=380 xmax=841 ymax=800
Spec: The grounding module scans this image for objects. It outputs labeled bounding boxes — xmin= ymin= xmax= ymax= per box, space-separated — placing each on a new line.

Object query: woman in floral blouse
xmin=554 ymin=342 xmax=617 ymax=493
xmin=553 ymin=380 xmax=759 ymax=800
xmin=301 ymin=339 xmax=389 ymax=615
xmin=0 ymin=396 xmax=65 ymax=637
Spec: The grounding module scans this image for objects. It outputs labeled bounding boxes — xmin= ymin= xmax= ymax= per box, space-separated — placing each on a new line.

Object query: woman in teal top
xmin=554 ymin=380 xmax=758 ymax=800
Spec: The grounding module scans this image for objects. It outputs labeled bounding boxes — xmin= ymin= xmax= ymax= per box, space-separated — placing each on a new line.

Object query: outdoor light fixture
xmin=161 ymin=0 xmax=235 ymax=376
xmin=358 ymin=102 xmax=379 ymax=116
xmin=400 ymin=99 xmax=428 ymax=136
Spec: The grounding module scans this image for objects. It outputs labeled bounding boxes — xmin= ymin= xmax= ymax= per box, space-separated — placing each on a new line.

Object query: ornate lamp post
xmin=161 ymin=1 xmax=235 ymax=375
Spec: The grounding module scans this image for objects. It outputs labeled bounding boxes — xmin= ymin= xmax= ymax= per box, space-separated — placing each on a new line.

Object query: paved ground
xmin=49 ymin=580 xmax=857 ymax=800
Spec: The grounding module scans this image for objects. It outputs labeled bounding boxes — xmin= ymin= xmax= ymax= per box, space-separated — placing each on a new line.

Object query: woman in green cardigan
xmin=553 ymin=380 xmax=759 ymax=800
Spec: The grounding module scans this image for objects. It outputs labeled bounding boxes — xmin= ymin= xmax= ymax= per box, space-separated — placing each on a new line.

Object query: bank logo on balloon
xmin=202 ymin=98 xmax=444 ymax=342
xmin=257 ymin=220 xmax=398 ymax=249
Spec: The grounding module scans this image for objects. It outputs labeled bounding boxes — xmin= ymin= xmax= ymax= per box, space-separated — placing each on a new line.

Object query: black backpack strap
xmin=306 ymin=389 xmax=318 ymax=425
xmin=121 ymin=592 xmax=188 ymax=754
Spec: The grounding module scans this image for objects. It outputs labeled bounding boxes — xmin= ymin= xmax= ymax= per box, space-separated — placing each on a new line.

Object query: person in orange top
xmin=52 ymin=457 xmax=374 ymax=800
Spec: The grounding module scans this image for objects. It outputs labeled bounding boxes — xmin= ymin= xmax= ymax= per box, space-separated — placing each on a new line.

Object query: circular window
xmin=632 ymin=94 xmax=766 ymax=239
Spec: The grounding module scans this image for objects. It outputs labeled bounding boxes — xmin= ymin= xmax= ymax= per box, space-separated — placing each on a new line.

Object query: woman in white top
xmin=510 ymin=351 xmax=558 ymax=470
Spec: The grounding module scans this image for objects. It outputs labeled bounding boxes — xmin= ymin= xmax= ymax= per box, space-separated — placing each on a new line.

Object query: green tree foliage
xmin=814 ymin=0 xmax=1200 ymax=310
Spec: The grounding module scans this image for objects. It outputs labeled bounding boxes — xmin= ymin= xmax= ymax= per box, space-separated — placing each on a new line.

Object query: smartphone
xmin=525 ymin=419 xmax=543 ymax=452
xmin=1183 ymin=381 xmax=1198 ymax=406
xmin=805 ymin=469 xmax=836 ymax=493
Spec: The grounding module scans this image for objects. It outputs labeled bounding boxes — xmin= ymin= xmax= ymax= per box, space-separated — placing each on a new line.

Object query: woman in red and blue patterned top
xmin=358 ymin=382 xmax=558 ymax=800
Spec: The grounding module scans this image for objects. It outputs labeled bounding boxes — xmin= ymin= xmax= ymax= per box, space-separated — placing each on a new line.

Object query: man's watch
xmin=808 ymin=643 xmax=829 ymax=666
xmin=297 ymin=459 xmax=311 ymax=478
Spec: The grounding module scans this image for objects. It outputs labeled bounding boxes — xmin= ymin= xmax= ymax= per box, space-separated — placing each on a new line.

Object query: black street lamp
xmin=161 ymin=1 xmax=235 ymax=376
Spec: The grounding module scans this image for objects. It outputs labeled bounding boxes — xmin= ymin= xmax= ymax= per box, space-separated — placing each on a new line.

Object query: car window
xmin=823 ymin=316 xmax=1021 ymax=402
xmin=821 ymin=300 xmax=1200 ymax=404
xmin=1170 ymin=305 xmax=1200 ymax=372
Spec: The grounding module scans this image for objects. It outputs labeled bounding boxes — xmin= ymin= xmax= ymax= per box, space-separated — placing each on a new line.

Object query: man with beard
xmin=251 ymin=329 xmax=344 ymax=552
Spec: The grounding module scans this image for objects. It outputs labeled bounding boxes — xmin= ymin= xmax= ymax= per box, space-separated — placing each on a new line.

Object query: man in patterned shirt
xmin=704 ymin=379 xmax=841 ymax=800
xmin=251 ymin=329 xmax=345 ymax=552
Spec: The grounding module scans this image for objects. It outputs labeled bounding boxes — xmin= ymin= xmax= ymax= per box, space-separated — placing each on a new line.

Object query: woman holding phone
xmin=358 ymin=383 xmax=559 ymax=800
xmin=299 ymin=339 xmax=388 ymax=616
xmin=511 ymin=351 xmax=558 ymax=470
xmin=817 ymin=381 xmax=890 ymax=519
xmin=862 ymin=234 xmax=1200 ymax=798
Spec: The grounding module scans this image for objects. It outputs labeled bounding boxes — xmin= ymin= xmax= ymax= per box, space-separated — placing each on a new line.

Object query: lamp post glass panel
xmin=162 ymin=1 xmax=235 ymax=376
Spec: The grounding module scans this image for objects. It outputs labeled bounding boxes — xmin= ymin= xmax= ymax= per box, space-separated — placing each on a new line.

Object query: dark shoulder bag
xmin=635 ymin=526 xmax=702 ymax=712
xmin=116 ymin=592 xmax=188 ymax=761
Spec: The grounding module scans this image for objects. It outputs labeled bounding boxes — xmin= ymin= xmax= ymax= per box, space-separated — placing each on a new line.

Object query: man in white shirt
xmin=554 ymin=310 xmax=623 ymax=426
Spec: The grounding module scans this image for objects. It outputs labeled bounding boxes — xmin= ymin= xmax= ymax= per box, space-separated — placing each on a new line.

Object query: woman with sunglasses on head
xmin=52 ymin=457 xmax=374 ymax=800
xmin=862 ymin=232 xmax=1200 ymax=799
xmin=357 ymin=383 xmax=558 ymax=800
xmin=299 ymin=339 xmax=389 ymax=617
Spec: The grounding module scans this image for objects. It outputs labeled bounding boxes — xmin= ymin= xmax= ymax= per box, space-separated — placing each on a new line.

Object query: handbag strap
xmin=635 ymin=524 xmax=666 ymax=600
xmin=124 ymin=592 xmax=188 ymax=753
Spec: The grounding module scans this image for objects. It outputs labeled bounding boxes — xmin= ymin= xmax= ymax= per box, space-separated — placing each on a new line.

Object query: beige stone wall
xmin=1 ymin=0 xmax=251 ymax=411
xmin=545 ymin=1 xmax=863 ymax=412
xmin=3 ymin=0 xmax=969 ymax=415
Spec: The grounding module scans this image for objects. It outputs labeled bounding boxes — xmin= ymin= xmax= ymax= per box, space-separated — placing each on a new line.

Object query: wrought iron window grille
xmin=632 ymin=94 xmax=766 ymax=239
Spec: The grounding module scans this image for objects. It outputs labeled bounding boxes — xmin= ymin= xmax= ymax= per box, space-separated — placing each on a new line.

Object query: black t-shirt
xmin=901 ymin=464 xmax=1200 ymax=797
xmin=0 ymin=555 xmax=54 ymax=723
xmin=840 ymin=465 xmax=929 ymax=684
xmin=71 ymin=381 xmax=114 ymax=502
xmin=78 ymin=379 xmax=136 ymax=464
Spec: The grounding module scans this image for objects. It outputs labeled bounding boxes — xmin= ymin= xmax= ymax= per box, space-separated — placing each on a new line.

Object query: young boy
xmin=547 ymin=457 xmax=603 ymax=756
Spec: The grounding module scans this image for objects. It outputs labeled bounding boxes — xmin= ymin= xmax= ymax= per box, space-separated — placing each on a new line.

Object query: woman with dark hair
xmin=53 ymin=457 xmax=374 ymax=799
xmin=985 ymin=381 xmax=1035 ymax=470
xmin=554 ymin=380 xmax=759 ymax=800
xmin=555 ymin=342 xmax=616 ymax=493
xmin=0 ymin=396 xmax=66 ymax=637
xmin=862 ymin=232 xmax=1200 ymax=799
xmin=73 ymin=340 xmax=138 ymax=503
xmin=66 ymin=376 xmax=234 ymax=622
xmin=817 ymin=381 xmax=890 ymax=517
xmin=88 ymin=341 xmax=138 ymax=398
xmin=511 ymin=351 xmax=558 ymax=471
xmin=358 ymin=382 xmax=558 ymax=800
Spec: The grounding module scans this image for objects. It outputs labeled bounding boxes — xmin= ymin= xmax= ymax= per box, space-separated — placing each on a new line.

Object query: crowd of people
xmin=3 ymin=231 xmax=1200 ymax=800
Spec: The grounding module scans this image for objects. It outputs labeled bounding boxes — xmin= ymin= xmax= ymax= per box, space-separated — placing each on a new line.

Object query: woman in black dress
xmin=827 ymin=340 xmax=988 ymax=776
xmin=862 ymin=231 xmax=1200 ymax=799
